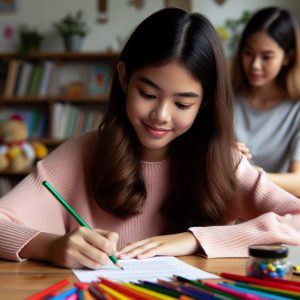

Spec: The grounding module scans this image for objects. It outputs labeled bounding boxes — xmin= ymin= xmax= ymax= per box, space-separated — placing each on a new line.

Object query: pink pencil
xmin=203 ymin=281 xmax=266 ymax=300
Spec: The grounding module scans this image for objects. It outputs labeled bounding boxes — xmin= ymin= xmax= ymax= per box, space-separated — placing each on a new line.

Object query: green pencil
xmin=42 ymin=180 xmax=124 ymax=270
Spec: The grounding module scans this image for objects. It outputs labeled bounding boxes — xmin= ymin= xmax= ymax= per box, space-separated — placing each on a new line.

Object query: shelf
xmin=0 ymin=51 xmax=120 ymax=61
xmin=0 ymin=95 xmax=109 ymax=104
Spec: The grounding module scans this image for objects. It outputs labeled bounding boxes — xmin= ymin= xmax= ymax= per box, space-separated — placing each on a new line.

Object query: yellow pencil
xmin=99 ymin=283 xmax=133 ymax=300
xmin=123 ymin=283 xmax=177 ymax=300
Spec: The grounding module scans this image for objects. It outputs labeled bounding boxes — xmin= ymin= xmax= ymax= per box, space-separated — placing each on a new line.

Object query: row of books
xmin=52 ymin=103 xmax=104 ymax=139
xmin=1 ymin=59 xmax=113 ymax=98
xmin=2 ymin=59 xmax=56 ymax=97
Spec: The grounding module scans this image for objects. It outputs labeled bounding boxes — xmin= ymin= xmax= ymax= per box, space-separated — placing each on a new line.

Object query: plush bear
xmin=0 ymin=115 xmax=37 ymax=172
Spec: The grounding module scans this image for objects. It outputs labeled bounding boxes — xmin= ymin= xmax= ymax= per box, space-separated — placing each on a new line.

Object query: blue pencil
xmin=219 ymin=282 xmax=291 ymax=300
xmin=48 ymin=287 xmax=78 ymax=300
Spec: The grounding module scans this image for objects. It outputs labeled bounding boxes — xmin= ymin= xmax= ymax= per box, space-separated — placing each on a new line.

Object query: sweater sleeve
xmin=0 ymin=133 xmax=95 ymax=261
xmin=189 ymin=156 xmax=300 ymax=258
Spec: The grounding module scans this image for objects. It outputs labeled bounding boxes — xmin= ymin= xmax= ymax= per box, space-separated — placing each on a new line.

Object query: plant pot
xmin=63 ymin=34 xmax=84 ymax=52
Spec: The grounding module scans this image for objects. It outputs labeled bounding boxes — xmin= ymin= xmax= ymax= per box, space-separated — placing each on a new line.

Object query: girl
xmin=232 ymin=7 xmax=300 ymax=196
xmin=0 ymin=8 xmax=300 ymax=269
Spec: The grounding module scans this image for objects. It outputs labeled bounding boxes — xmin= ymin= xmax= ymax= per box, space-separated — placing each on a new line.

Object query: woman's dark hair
xmin=231 ymin=6 xmax=300 ymax=99
xmin=91 ymin=8 xmax=236 ymax=231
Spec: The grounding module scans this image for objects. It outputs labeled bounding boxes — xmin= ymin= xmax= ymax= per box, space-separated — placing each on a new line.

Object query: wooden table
xmin=0 ymin=256 xmax=298 ymax=299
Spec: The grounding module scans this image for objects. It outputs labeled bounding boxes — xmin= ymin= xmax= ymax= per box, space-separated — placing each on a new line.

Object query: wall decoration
xmin=164 ymin=0 xmax=191 ymax=12
xmin=0 ymin=22 xmax=18 ymax=51
xmin=0 ymin=0 xmax=16 ymax=13
xmin=97 ymin=0 xmax=108 ymax=23
xmin=215 ymin=0 xmax=226 ymax=5
xmin=128 ymin=0 xmax=145 ymax=10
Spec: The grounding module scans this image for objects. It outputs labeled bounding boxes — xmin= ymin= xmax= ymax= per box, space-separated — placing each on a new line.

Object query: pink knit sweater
xmin=0 ymin=132 xmax=300 ymax=261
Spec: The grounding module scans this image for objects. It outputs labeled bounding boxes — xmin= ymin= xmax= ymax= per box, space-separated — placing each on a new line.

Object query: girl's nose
xmin=251 ymin=56 xmax=261 ymax=69
xmin=150 ymin=102 xmax=171 ymax=123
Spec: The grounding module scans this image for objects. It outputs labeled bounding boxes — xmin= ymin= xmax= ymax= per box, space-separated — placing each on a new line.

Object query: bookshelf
xmin=0 ymin=51 xmax=119 ymax=195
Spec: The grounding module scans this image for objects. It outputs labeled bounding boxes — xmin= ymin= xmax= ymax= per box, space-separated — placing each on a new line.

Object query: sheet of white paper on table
xmin=73 ymin=256 xmax=219 ymax=283
xmin=283 ymin=244 xmax=300 ymax=265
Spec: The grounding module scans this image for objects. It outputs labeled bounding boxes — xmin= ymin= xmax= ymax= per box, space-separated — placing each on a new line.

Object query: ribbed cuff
xmin=0 ymin=219 xmax=40 ymax=261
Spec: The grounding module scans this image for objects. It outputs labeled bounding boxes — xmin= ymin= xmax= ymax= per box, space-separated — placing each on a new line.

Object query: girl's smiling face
xmin=118 ymin=60 xmax=203 ymax=161
xmin=242 ymin=31 xmax=288 ymax=88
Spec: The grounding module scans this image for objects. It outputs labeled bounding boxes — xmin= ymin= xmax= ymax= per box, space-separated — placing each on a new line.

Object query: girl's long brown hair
xmin=91 ymin=8 xmax=237 ymax=231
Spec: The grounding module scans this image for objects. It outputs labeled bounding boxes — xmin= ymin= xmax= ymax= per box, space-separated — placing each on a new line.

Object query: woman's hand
xmin=117 ymin=232 xmax=201 ymax=259
xmin=20 ymin=227 xmax=119 ymax=269
xmin=237 ymin=142 xmax=252 ymax=160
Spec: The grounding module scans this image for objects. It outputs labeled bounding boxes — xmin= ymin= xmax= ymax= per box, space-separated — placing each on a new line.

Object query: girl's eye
xmin=243 ymin=49 xmax=252 ymax=56
xmin=138 ymin=88 xmax=156 ymax=99
xmin=176 ymin=103 xmax=191 ymax=110
xmin=262 ymin=55 xmax=272 ymax=61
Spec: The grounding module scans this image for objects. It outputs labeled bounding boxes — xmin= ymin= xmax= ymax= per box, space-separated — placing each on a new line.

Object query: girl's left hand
xmin=117 ymin=232 xmax=201 ymax=259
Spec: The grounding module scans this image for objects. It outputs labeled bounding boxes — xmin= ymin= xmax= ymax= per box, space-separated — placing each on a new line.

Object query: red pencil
xmin=98 ymin=277 xmax=154 ymax=300
xmin=25 ymin=279 xmax=70 ymax=300
xmin=219 ymin=272 xmax=300 ymax=293
xmin=264 ymin=277 xmax=300 ymax=288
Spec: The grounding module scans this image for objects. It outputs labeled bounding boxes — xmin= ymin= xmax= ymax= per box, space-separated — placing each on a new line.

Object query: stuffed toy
xmin=0 ymin=114 xmax=47 ymax=172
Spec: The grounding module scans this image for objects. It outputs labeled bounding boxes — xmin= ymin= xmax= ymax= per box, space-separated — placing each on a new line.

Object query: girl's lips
xmin=143 ymin=123 xmax=170 ymax=138
xmin=249 ymin=73 xmax=263 ymax=81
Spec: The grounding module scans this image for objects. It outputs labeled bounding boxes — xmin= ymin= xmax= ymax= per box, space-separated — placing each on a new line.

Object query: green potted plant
xmin=18 ymin=25 xmax=43 ymax=55
xmin=217 ymin=10 xmax=252 ymax=57
xmin=54 ymin=10 xmax=89 ymax=52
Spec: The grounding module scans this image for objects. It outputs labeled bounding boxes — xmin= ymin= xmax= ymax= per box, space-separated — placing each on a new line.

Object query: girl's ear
xmin=117 ymin=61 xmax=128 ymax=93
xmin=283 ymin=50 xmax=295 ymax=66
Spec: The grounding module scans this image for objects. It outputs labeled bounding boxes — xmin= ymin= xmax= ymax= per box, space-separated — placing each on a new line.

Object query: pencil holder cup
xmin=246 ymin=245 xmax=292 ymax=278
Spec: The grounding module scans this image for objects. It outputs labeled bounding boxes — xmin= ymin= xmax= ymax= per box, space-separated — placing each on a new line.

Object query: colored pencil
xmin=25 ymin=279 xmax=70 ymax=300
xmin=48 ymin=287 xmax=78 ymax=300
xmin=98 ymin=277 xmax=154 ymax=300
xmin=264 ymin=277 xmax=300 ymax=288
xmin=137 ymin=281 xmax=181 ymax=298
xmin=219 ymin=282 xmax=290 ymax=300
xmin=42 ymin=180 xmax=123 ymax=270
xmin=155 ymin=279 xmax=220 ymax=300
xmin=123 ymin=283 xmax=177 ymax=300
xmin=83 ymin=290 xmax=95 ymax=300
xmin=88 ymin=285 xmax=110 ymax=300
xmin=174 ymin=275 xmax=235 ymax=299
xmin=219 ymin=272 xmax=300 ymax=293
xmin=203 ymin=281 xmax=266 ymax=300
xmin=235 ymin=282 xmax=300 ymax=299
xmin=99 ymin=283 xmax=133 ymax=300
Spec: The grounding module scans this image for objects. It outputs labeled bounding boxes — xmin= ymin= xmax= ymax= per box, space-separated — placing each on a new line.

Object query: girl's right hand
xmin=237 ymin=142 xmax=252 ymax=160
xmin=20 ymin=227 xmax=119 ymax=269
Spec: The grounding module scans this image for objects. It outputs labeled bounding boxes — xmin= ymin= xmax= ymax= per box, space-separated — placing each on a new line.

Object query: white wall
xmin=0 ymin=0 xmax=299 ymax=53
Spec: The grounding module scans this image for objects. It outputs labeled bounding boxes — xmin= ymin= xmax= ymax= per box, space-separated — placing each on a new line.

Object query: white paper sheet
xmin=73 ymin=256 xmax=219 ymax=283
xmin=283 ymin=244 xmax=300 ymax=265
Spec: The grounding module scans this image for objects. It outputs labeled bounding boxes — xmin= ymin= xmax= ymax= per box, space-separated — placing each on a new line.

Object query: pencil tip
xmin=121 ymin=266 xmax=125 ymax=271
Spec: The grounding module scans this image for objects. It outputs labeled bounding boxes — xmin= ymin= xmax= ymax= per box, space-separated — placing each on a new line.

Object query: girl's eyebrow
xmin=138 ymin=76 xmax=200 ymax=98
xmin=244 ymin=44 xmax=275 ymax=55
